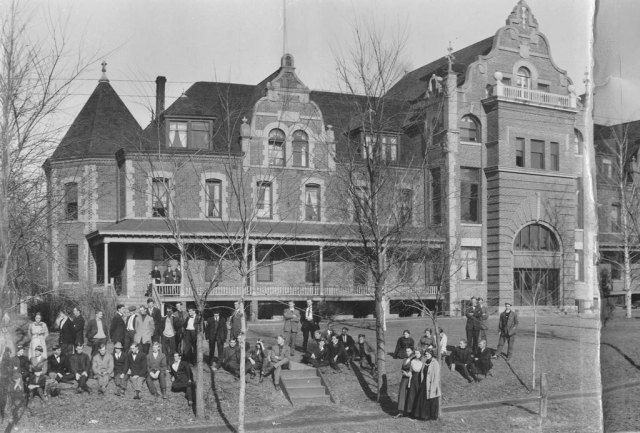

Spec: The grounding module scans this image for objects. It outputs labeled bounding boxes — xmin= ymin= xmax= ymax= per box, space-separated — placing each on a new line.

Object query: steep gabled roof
xmin=387 ymin=36 xmax=495 ymax=101
xmin=52 ymin=81 xmax=142 ymax=159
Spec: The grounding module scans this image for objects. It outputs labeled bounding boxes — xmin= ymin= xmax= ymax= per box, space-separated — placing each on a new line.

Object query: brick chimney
xmin=155 ymin=76 xmax=167 ymax=120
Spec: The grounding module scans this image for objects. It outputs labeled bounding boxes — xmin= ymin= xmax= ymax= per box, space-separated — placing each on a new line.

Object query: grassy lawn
xmin=2 ymin=313 xmax=603 ymax=432
xmin=600 ymin=308 xmax=640 ymax=433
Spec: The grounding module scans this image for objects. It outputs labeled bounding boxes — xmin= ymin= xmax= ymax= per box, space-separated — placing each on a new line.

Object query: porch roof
xmin=87 ymin=218 xmax=443 ymax=245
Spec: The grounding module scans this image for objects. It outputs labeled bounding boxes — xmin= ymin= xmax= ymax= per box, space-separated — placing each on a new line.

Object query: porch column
xmin=319 ymin=246 xmax=324 ymax=296
xmin=250 ymin=300 xmax=259 ymax=323
xmin=103 ymin=242 xmax=109 ymax=288
xmin=251 ymin=244 xmax=256 ymax=295
xmin=180 ymin=254 xmax=185 ymax=296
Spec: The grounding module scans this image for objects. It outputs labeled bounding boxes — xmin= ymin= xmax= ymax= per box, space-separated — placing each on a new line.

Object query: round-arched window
xmin=459 ymin=115 xmax=480 ymax=142
xmin=292 ymin=130 xmax=309 ymax=167
xmin=514 ymin=223 xmax=558 ymax=251
xmin=268 ymin=129 xmax=286 ymax=166
xmin=574 ymin=129 xmax=583 ymax=155
xmin=517 ymin=67 xmax=531 ymax=89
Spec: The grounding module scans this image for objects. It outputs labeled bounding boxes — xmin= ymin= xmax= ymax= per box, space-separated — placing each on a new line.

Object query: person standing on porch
xmin=174 ymin=264 xmax=182 ymax=284
xmin=163 ymin=265 xmax=174 ymax=284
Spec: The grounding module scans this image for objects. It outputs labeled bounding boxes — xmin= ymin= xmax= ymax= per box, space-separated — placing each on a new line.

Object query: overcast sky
xmin=26 ymin=0 xmax=592 ymax=128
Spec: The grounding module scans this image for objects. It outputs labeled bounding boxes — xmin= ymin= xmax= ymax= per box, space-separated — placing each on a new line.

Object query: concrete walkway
xmin=34 ymin=379 xmax=638 ymax=433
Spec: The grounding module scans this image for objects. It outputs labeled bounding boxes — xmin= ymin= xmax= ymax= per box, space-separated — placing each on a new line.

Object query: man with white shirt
xmin=124 ymin=306 xmax=137 ymax=352
xmin=162 ymin=305 xmax=178 ymax=360
xmin=182 ymin=307 xmax=198 ymax=365
xmin=146 ymin=341 xmax=168 ymax=399
xmin=301 ymin=299 xmax=320 ymax=353
xmin=125 ymin=343 xmax=148 ymax=400
xmin=86 ymin=310 xmax=108 ymax=361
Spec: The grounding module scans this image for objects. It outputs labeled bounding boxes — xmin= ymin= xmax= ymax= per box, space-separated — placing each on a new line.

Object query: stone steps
xmin=279 ymin=362 xmax=334 ymax=406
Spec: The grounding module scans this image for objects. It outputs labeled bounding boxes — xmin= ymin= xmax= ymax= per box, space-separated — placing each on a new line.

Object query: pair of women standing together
xmin=396 ymin=347 xmax=441 ymax=421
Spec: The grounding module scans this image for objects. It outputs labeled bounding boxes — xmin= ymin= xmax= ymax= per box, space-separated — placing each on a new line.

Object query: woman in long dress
xmin=395 ymin=347 xmax=414 ymax=417
xmin=28 ymin=312 xmax=49 ymax=358
xmin=405 ymin=349 xmax=424 ymax=415
xmin=414 ymin=349 xmax=441 ymax=420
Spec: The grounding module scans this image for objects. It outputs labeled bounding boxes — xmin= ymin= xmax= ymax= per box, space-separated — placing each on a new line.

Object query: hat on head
xmin=35 ymin=346 xmax=43 ymax=352
xmin=128 ymin=306 xmax=137 ymax=312
xmin=505 ymin=302 xmax=512 ymax=307
xmin=33 ymin=366 xmax=42 ymax=373
xmin=114 ymin=342 xmax=123 ymax=349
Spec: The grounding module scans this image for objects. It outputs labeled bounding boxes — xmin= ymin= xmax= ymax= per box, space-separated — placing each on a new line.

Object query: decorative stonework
xmin=506 ymin=0 xmax=539 ymax=33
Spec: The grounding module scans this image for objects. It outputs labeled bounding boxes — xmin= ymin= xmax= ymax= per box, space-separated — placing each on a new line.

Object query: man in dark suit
xmin=339 ymin=327 xmax=356 ymax=365
xmin=46 ymin=345 xmax=73 ymax=397
xmin=124 ymin=343 xmax=148 ymax=400
xmin=86 ymin=310 xmax=109 ymax=361
xmin=354 ymin=334 xmax=376 ymax=374
xmin=327 ymin=334 xmax=348 ymax=373
xmin=169 ymin=352 xmax=194 ymax=406
xmin=72 ymin=307 xmax=85 ymax=346
xmin=465 ymin=297 xmax=482 ymax=353
xmin=206 ymin=309 xmax=227 ymax=365
xmin=301 ymin=299 xmax=320 ymax=353
xmin=474 ymin=339 xmax=493 ymax=376
xmin=146 ymin=341 xmax=168 ymax=398
xmin=182 ymin=307 xmax=199 ymax=365
xmin=58 ymin=310 xmax=76 ymax=357
xmin=68 ymin=343 xmax=91 ymax=393
xmin=214 ymin=337 xmax=245 ymax=379
xmin=147 ymin=298 xmax=163 ymax=343
xmin=448 ymin=339 xmax=479 ymax=383
xmin=110 ymin=304 xmax=127 ymax=350
xmin=124 ymin=306 xmax=137 ymax=352
xmin=112 ymin=342 xmax=127 ymax=396
xmin=229 ymin=301 xmax=243 ymax=341
xmin=494 ymin=302 xmax=518 ymax=361
xmin=261 ymin=335 xmax=290 ymax=391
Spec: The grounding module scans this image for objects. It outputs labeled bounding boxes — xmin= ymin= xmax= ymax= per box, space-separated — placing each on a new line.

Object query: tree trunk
xmin=374 ymin=287 xmax=387 ymax=400
xmin=532 ymin=311 xmax=537 ymax=390
xmin=196 ymin=321 xmax=204 ymax=419
xmin=238 ymin=298 xmax=246 ymax=433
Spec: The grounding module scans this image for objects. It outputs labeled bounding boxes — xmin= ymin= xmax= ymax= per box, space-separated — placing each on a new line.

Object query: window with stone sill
xmin=459 ymin=116 xmax=480 ymax=143
xmin=268 ymin=129 xmax=286 ymax=167
xmin=292 ymin=130 xmax=309 ymax=167
xmin=461 ymin=247 xmax=480 ymax=281
xmin=362 ymin=134 xmax=398 ymax=162
xmin=205 ymin=179 xmax=221 ymax=218
xmin=305 ymin=184 xmax=320 ymax=221
xmin=256 ymin=181 xmax=273 ymax=219
xmin=65 ymin=182 xmax=78 ymax=220
xmin=152 ymin=177 xmax=170 ymax=217
xmin=167 ymin=120 xmax=211 ymax=149
xmin=66 ymin=244 xmax=79 ymax=282
xmin=531 ymin=140 xmax=545 ymax=170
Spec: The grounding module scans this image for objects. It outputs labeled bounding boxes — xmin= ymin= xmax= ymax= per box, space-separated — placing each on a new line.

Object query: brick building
xmin=45 ymin=1 xmax=596 ymax=318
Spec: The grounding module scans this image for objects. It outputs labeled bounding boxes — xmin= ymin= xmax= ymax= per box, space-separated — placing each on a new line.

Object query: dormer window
xmin=459 ymin=116 xmax=480 ymax=143
xmin=517 ymin=67 xmax=531 ymax=89
xmin=167 ymin=120 xmax=211 ymax=149
xmin=362 ymin=134 xmax=398 ymax=162
xmin=268 ymin=129 xmax=286 ymax=167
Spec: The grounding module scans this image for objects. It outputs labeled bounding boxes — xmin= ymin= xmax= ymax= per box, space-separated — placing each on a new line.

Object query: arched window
xmin=574 ymin=129 xmax=583 ymax=155
xmin=268 ymin=129 xmax=286 ymax=166
xmin=459 ymin=115 xmax=480 ymax=142
xmin=517 ymin=67 xmax=531 ymax=89
xmin=514 ymin=223 xmax=558 ymax=251
xmin=292 ymin=130 xmax=309 ymax=167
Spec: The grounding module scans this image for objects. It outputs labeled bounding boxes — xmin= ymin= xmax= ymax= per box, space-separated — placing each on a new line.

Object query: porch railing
xmin=493 ymin=84 xmax=575 ymax=108
xmin=153 ymin=283 xmax=440 ymax=298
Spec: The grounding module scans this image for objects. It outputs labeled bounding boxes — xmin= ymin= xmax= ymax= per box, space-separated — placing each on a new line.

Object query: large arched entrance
xmin=512 ymin=223 xmax=562 ymax=306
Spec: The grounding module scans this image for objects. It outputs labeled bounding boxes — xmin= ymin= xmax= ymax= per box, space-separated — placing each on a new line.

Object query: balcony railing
xmin=153 ymin=283 xmax=440 ymax=298
xmin=492 ymin=84 xmax=575 ymax=108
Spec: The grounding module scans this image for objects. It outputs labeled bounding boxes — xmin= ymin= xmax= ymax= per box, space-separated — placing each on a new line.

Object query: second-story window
xmin=531 ymin=140 xmax=545 ymax=169
xmin=66 ymin=244 xmax=79 ymax=282
xmin=399 ymin=189 xmax=413 ymax=224
xmin=205 ymin=179 xmax=221 ymax=218
xmin=152 ymin=177 xmax=169 ymax=217
xmin=256 ymin=181 xmax=272 ymax=219
xmin=537 ymin=83 xmax=549 ymax=93
xmin=353 ymin=186 xmax=368 ymax=222
xmin=382 ymin=135 xmax=398 ymax=161
xmin=610 ymin=204 xmax=621 ymax=232
xmin=600 ymin=157 xmax=613 ymax=179
xmin=168 ymin=120 xmax=211 ymax=149
xmin=305 ymin=184 xmax=320 ymax=221
xmin=459 ymin=116 xmax=479 ymax=142
xmin=550 ymin=142 xmax=560 ymax=171
xmin=65 ymin=182 xmax=78 ymax=220
xmin=461 ymin=168 xmax=480 ymax=223
xmin=362 ymin=134 xmax=398 ymax=161
xmin=574 ymin=130 xmax=584 ymax=155
xmin=576 ymin=178 xmax=584 ymax=229
xmin=292 ymin=130 xmax=309 ymax=167
xmin=516 ymin=138 xmax=525 ymax=167
xmin=430 ymin=168 xmax=442 ymax=225
xmin=268 ymin=129 xmax=285 ymax=167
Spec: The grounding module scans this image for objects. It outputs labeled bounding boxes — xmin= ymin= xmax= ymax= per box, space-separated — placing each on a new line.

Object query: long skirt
xmin=404 ymin=371 xmax=422 ymax=413
xmin=397 ymin=376 xmax=409 ymax=411
xmin=414 ymin=383 xmax=440 ymax=420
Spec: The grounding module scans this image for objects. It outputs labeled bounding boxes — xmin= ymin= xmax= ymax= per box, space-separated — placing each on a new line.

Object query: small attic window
xmin=167 ymin=120 xmax=212 ymax=150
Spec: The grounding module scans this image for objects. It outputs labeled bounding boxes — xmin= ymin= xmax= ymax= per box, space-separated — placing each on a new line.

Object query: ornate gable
xmin=505 ymin=0 xmax=539 ymax=34
xmin=266 ymin=54 xmax=311 ymax=103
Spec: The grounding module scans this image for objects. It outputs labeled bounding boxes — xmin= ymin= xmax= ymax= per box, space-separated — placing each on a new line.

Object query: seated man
xmin=339 ymin=327 xmax=356 ymax=364
xmin=417 ymin=329 xmax=435 ymax=353
xmin=326 ymin=334 xmax=349 ymax=373
xmin=125 ymin=342 xmax=148 ymax=400
xmin=474 ymin=339 xmax=493 ymax=377
xmin=448 ymin=339 xmax=479 ymax=383
xmin=214 ymin=337 xmax=242 ymax=379
xmin=46 ymin=345 xmax=73 ymax=397
xmin=68 ymin=343 xmax=92 ymax=394
xmin=169 ymin=352 xmax=195 ymax=407
xmin=146 ymin=341 xmax=168 ymax=398
xmin=247 ymin=340 xmax=267 ymax=380
xmin=354 ymin=334 xmax=377 ymax=374
xmin=301 ymin=331 xmax=323 ymax=366
xmin=30 ymin=345 xmax=48 ymax=376
xmin=393 ymin=330 xmax=415 ymax=359
xmin=92 ymin=343 xmax=114 ymax=395
xmin=303 ymin=338 xmax=329 ymax=369
xmin=27 ymin=366 xmax=47 ymax=407
xmin=261 ymin=335 xmax=290 ymax=391
xmin=112 ymin=342 xmax=128 ymax=396
xmin=13 ymin=346 xmax=30 ymax=386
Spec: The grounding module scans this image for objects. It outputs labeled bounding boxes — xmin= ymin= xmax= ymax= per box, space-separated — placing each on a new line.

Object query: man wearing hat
xmin=92 ymin=343 xmax=114 ymax=395
xmin=494 ymin=302 xmax=518 ymax=361
xmin=206 ymin=308 xmax=227 ymax=365
xmin=124 ymin=306 xmax=137 ymax=352
xmin=112 ymin=342 xmax=127 ymax=396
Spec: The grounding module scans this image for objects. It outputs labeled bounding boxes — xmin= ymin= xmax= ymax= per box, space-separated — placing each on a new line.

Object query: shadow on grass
xmin=601 ymin=342 xmax=640 ymax=371
xmin=209 ymin=369 xmax=236 ymax=433
xmin=351 ymin=362 xmax=395 ymax=416
xmin=3 ymin=391 xmax=26 ymax=433
xmin=503 ymin=357 xmax=530 ymax=392
xmin=501 ymin=401 xmax=538 ymax=415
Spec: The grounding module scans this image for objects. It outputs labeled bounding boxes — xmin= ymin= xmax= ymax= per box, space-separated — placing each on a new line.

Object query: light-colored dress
xmin=28 ymin=321 xmax=49 ymax=358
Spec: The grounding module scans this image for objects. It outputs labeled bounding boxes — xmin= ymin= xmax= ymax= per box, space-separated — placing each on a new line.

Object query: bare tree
xmin=0 ymin=1 xmax=98 ymax=311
